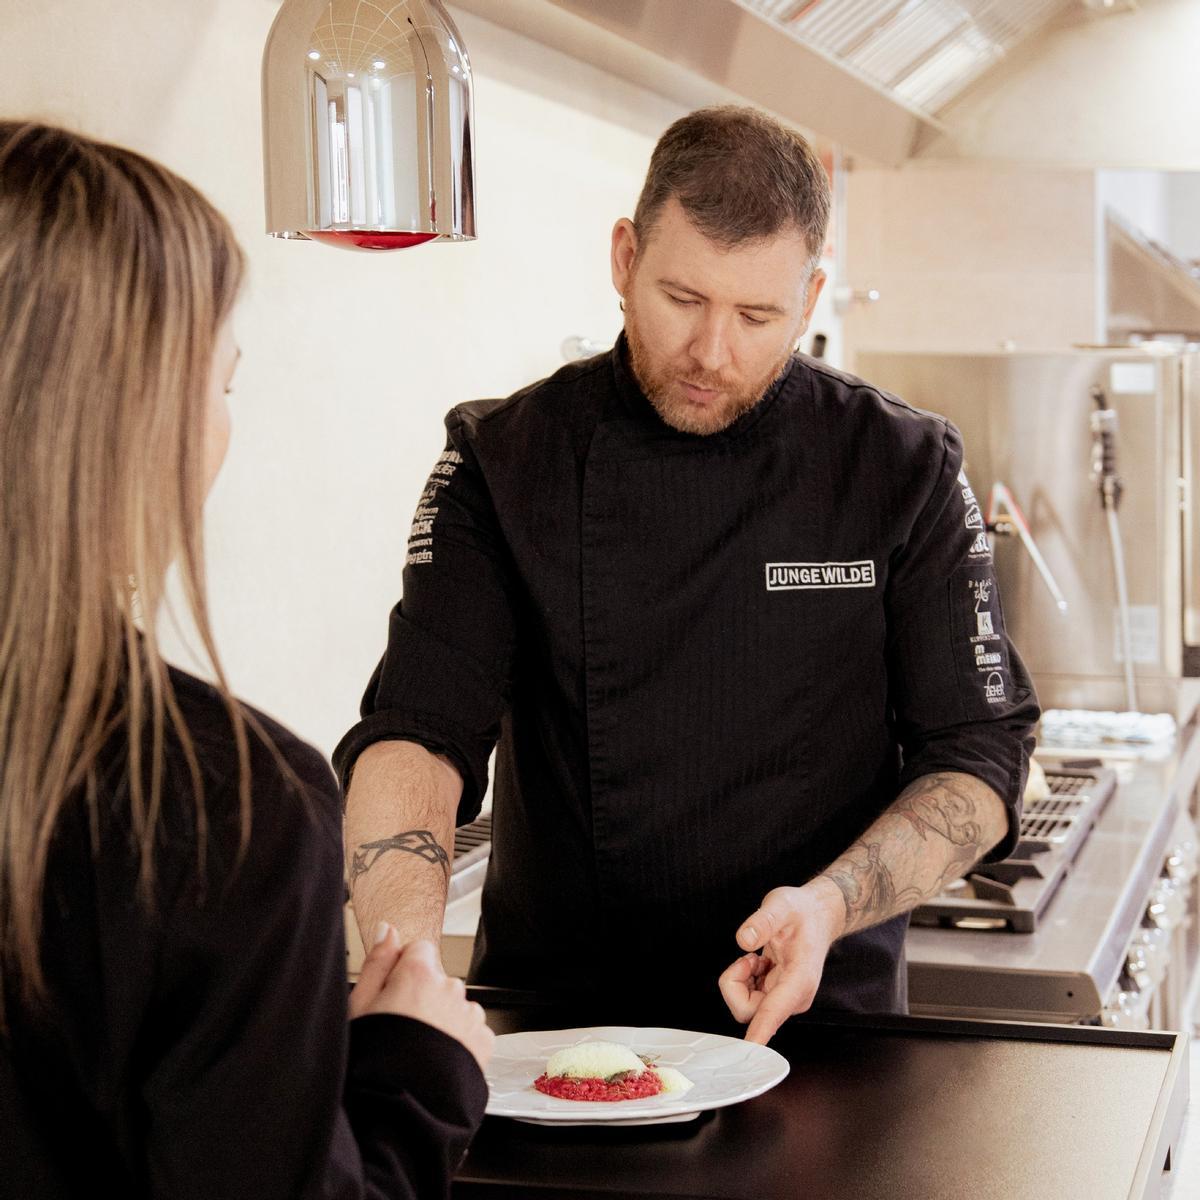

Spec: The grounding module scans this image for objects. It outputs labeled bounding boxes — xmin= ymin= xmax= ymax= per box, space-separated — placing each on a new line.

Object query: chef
xmin=335 ymin=105 xmax=1039 ymax=1044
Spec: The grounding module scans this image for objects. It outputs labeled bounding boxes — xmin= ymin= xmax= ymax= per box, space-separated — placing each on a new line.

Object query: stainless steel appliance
xmin=911 ymin=764 xmax=1118 ymax=933
xmin=906 ymin=742 xmax=1200 ymax=1030
xmin=856 ymin=347 xmax=1200 ymax=720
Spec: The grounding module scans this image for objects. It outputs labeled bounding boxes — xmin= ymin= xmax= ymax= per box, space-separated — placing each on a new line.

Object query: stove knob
xmin=1147 ymin=925 xmax=1170 ymax=971
xmin=1125 ymin=951 xmax=1153 ymax=992
xmin=1103 ymin=988 xmax=1149 ymax=1030
xmin=1165 ymin=847 xmax=1197 ymax=885
xmin=1130 ymin=929 xmax=1165 ymax=982
xmin=1132 ymin=926 xmax=1152 ymax=964
xmin=1147 ymin=880 xmax=1185 ymax=929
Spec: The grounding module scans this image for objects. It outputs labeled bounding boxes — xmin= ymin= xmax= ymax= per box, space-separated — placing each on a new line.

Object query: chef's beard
xmin=623 ymin=297 xmax=796 ymax=436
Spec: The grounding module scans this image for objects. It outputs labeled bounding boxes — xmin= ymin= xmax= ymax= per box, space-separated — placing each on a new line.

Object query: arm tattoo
xmin=349 ymin=829 xmax=450 ymax=889
xmin=823 ymin=844 xmax=925 ymax=927
xmin=895 ymin=773 xmax=983 ymax=848
xmin=820 ymin=771 xmax=1001 ymax=937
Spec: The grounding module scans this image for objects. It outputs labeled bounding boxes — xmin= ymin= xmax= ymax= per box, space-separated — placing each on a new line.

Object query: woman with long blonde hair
xmin=0 ymin=121 xmax=491 ymax=1199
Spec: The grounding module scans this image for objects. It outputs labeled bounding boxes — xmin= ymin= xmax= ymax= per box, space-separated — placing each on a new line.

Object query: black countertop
xmin=456 ymin=992 xmax=1188 ymax=1200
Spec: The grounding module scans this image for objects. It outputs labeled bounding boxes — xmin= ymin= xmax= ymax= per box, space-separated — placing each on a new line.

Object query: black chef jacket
xmin=335 ymin=337 xmax=1039 ymax=1017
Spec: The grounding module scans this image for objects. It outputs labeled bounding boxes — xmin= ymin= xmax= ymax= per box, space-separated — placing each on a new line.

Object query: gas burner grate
xmin=1031 ymin=795 xmax=1088 ymax=818
xmin=913 ymin=765 xmax=1117 ymax=932
xmin=454 ymin=812 xmax=492 ymax=854
xmin=1018 ymin=771 xmax=1104 ymax=852
xmin=1048 ymin=775 xmax=1090 ymax=797
xmin=452 ymin=811 xmax=493 ymax=873
xmin=1021 ymin=813 xmax=1078 ymax=843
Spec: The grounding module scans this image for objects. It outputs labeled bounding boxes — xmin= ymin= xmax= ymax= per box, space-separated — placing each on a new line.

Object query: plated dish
xmin=484 ymin=1025 xmax=789 ymax=1126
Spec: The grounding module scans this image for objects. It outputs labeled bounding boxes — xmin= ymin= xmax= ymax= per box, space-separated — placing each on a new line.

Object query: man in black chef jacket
xmin=335 ymin=106 xmax=1039 ymax=1045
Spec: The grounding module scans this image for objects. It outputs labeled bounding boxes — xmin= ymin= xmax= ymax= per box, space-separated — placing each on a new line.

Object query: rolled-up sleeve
xmin=333 ymin=410 xmax=516 ymax=823
xmin=885 ymin=420 xmax=1040 ymax=862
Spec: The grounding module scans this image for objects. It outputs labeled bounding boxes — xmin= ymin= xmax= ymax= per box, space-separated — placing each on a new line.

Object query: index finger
xmin=744 ymin=971 xmax=813 ymax=1044
xmin=744 ymin=964 xmax=820 ymax=1041
xmin=744 ymin=994 xmax=791 ymax=1045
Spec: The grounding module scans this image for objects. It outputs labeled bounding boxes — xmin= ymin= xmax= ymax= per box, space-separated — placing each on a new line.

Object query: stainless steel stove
xmin=906 ymin=743 xmax=1200 ymax=1029
xmin=910 ymin=765 xmax=1118 ymax=933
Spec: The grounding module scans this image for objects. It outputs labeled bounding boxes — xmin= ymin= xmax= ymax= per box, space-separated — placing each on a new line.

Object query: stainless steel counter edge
xmin=1134 ymin=1030 xmax=1191 ymax=1200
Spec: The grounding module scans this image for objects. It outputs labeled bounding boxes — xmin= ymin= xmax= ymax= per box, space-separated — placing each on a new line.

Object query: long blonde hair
xmin=0 ymin=122 xmax=250 ymax=1013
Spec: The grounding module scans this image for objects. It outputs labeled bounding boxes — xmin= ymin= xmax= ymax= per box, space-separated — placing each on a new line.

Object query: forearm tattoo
xmin=820 ymin=772 xmax=1000 ymax=938
xmin=349 ymin=829 xmax=450 ymax=889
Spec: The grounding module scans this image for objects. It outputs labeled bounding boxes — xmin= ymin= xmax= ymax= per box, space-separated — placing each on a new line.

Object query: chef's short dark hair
xmin=633 ymin=105 xmax=830 ymax=265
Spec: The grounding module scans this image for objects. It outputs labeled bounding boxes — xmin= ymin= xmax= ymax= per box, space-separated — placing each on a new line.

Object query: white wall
xmin=914 ymin=0 xmax=1200 ymax=170
xmin=1166 ymin=175 xmax=1200 ymax=262
xmin=1095 ymin=172 xmax=1200 ymax=266
xmin=1 ymin=0 xmax=687 ymax=755
xmin=842 ymin=164 xmax=1097 ymax=361
xmin=1096 ymin=173 xmax=1170 ymax=245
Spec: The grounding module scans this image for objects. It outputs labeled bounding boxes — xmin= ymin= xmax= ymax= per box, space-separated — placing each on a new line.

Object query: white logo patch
xmin=406 ymin=449 xmax=463 ymax=567
xmin=959 ymin=468 xmax=985 ymax=531
xmin=766 ymin=561 xmax=877 ymax=591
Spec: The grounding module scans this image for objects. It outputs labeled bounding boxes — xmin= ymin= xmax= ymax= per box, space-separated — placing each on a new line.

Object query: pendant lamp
xmin=262 ymin=0 xmax=476 ymax=250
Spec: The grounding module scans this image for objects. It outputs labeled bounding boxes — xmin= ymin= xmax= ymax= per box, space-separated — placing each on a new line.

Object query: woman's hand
xmin=350 ymin=924 xmax=495 ymax=1070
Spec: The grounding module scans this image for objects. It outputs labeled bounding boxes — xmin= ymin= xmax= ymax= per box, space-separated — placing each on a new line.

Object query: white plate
xmin=484 ymin=1025 xmax=789 ymax=1126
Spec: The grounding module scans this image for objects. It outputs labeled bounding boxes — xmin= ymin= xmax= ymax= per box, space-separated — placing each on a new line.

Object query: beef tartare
xmin=532 ymin=1039 xmax=692 ymax=1102
xmin=534 ymin=1069 xmax=664 ymax=1102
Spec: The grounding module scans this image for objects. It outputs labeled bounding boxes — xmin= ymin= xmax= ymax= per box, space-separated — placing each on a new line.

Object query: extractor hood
xmin=452 ymin=0 xmax=937 ymax=165
xmin=451 ymin=0 xmax=1112 ymax=166
xmin=742 ymin=0 xmax=1083 ymax=117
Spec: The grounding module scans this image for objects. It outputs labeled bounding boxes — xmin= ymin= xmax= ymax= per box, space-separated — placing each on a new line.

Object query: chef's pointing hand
xmin=718 ymin=879 xmax=847 ymax=1045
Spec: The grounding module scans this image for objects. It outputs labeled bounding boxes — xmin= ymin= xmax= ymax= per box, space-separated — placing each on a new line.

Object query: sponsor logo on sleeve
xmin=966 ymin=575 xmax=1001 ymax=644
xmin=963 ymin=574 xmax=1009 ymax=702
xmin=959 ymin=468 xmax=985 ymax=532
xmin=765 ymin=560 xmax=877 ymax=590
xmin=970 ymin=578 xmax=998 ymax=637
xmin=983 ymin=671 xmax=1007 ymax=703
xmin=974 ymin=645 xmax=1002 ymax=667
xmin=406 ymin=448 xmax=462 ymax=567
xmin=968 ymin=529 xmax=992 ymax=561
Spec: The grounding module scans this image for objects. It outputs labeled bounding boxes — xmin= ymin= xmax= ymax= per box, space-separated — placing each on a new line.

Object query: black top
xmin=335 ymin=339 xmax=1039 ymax=1016
xmin=1 ymin=667 xmax=486 ymax=1198
xmin=458 ymin=995 xmax=1186 ymax=1200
